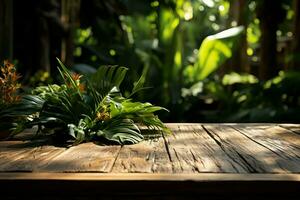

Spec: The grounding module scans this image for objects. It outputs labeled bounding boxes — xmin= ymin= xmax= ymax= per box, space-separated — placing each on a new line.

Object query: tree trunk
xmin=61 ymin=0 xmax=81 ymax=67
xmin=0 ymin=0 xmax=13 ymax=61
xmin=224 ymin=0 xmax=249 ymax=74
xmin=257 ymin=0 xmax=285 ymax=80
xmin=233 ymin=0 xmax=249 ymax=73
xmin=258 ymin=21 xmax=277 ymax=80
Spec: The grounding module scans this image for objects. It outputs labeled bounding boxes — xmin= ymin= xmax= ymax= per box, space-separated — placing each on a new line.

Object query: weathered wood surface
xmin=0 ymin=124 xmax=300 ymax=174
xmin=41 ymin=143 xmax=121 ymax=172
xmin=1 ymin=124 xmax=300 ymax=199
xmin=112 ymin=135 xmax=172 ymax=173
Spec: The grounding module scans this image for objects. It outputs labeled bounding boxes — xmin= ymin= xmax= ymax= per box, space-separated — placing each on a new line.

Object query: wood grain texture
xmin=203 ymin=125 xmax=295 ymax=173
xmin=0 ymin=141 xmax=38 ymax=167
xmin=280 ymin=124 xmax=300 ymax=134
xmin=112 ymin=135 xmax=172 ymax=173
xmin=164 ymin=124 xmax=241 ymax=173
xmin=0 ymin=124 xmax=300 ymax=175
xmin=40 ymin=142 xmax=121 ymax=172
xmin=0 ymin=145 xmax=66 ymax=172
xmin=232 ymin=124 xmax=300 ymax=173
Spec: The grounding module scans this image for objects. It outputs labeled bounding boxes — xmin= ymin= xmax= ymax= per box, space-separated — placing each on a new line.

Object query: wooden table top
xmin=1 ymin=123 xmax=300 ymax=199
xmin=1 ymin=123 xmax=300 ymax=174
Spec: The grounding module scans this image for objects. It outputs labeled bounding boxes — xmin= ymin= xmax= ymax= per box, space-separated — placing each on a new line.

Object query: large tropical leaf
xmin=38 ymin=88 xmax=93 ymax=126
xmin=90 ymin=65 xmax=128 ymax=93
xmin=128 ymin=65 xmax=149 ymax=98
xmin=0 ymin=95 xmax=45 ymax=134
xmin=96 ymin=119 xmax=143 ymax=144
xmin=0 ymin=95 xmax=45 ymax=117
xmin=188 ymin=26 xmax=244 ymax=81
xmin=110 ymin=100 xmax=168 ymax=117
xmin=110 ymin=100 xmax=169 ymax=132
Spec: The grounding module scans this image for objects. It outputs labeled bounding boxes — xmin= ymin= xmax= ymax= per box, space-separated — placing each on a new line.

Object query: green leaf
xmin=128 ymin=65 xmax=150 ymax=98
xmin=0 ymin=95 xmax=45 ymax=117
xmin=191 ymin=26 xmax=244 ymax=81
xmin=90 ymin=65 xmax=128 ymax=92
xmin=159 ymin=8 xmax=180 ymax=44
xmin=110 ymin=100 xmax=168 ymax=118
xmin=97 ymin=119 xmax=143 ymax=144
xmin=110 ymin=100 xmax=169 ymax=134
xmin=56 ymin=58 xmax=83 ymax=99
xmin=67 ymin=119 xmax=88 ymax=143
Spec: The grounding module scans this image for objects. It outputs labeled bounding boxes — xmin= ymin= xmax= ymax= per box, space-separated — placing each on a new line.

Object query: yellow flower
xmin=96 ymin=111 xmax=110 ymax=121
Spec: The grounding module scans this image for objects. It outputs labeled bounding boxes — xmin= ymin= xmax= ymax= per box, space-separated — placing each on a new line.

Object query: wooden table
xmin=0 ymin=123 xmax=300 ymax=199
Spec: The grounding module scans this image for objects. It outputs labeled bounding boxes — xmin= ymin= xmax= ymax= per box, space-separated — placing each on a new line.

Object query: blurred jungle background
xmin=1 ymin=0 xmax=300 ymax=123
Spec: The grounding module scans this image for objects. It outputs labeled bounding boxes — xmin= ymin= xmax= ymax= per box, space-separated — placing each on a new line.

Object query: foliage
xmin=7 ymin=0 xmax=300 ymax=123
xmin=185 ymin=26 xmax=244 ymax=82
xmin=0 ymin=60 xmax=23 ymax=133
xmin=226 ymin=71 xmax=300 ymax=122
xmin=0 ymin=59 xmax=169 ymax=144
xmin=29 ymin=70 xmax=53 ymax=86
xmin=0 ymin=60 xmax=21 ymax=107
xmin=181 ymin=71 xmax=300 ymax=123
xmin=75 ymin=0 xmax=234 ymax=107
xmin=70 ymin=0 xmax=300 ymax=123
xmin=222 ymin=72 xmax=258 ymax=85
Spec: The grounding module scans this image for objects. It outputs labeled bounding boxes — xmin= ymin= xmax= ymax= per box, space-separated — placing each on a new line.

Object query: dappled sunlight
xmin=162 ymin=124 xmax=300 ymax=173
xmin=1 ymin=124 xmax=300 ymax=174
xmin=1 ymin=1 xmax=300 ymax=199
xmin=1 ymin=0 xmax=299 ymax=123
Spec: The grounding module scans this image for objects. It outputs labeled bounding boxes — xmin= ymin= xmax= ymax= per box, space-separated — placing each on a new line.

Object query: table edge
xmin=0 ymin=172 xmax=300 ymax=181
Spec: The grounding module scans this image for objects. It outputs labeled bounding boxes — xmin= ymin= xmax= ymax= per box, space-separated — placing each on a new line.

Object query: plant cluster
xmin=0 ymin=60 xmax=21 ymax=107
xmin=181 ymin=71 xmax=300 ymax=123
xmin=0 ymin=59 xmax=169 ymax=144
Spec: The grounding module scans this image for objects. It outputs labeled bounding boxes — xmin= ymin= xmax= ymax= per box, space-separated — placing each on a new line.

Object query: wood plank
xmin=279 ymin=124 xmax=300 ymax=134
xmin=232 ymin=124 xmax=300 ymax=147
xmin=112 ymin=135 xmax=172 ymax=173
xmin=164 ymin=124 xmax=243 ymax=173
xmin=232 ymin=125 xmax=300 ymax=173
xmin=0 ymin=141 xmax=38 ymax=167
xmin=165 ymin=123 xmax=278 ymax=126
xmin=0 ymin=145 xmax=66 ymax=172
xmin=0 ymin=148 xmax=35 ymax=167
xmin=40 ymin=142 xmax=121 ymax=172
xmin=203 ymin=125 xmax=292 ymax=173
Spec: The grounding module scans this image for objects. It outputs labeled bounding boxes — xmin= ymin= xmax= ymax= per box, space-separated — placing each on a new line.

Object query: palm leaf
xmin=96 ymin=118 xmax=143 ymax=144
xmin=90 ymin=65 xmax=128 ymax=95
xmin=110 ymin=100 xmax=169 ymax=133
xmin=128 ymin=65 xmax=150 ymax=98
xmin=56 ymin=58 xmax=83 ymax=99
xmin=110 ymin=100 xmax=168 ymax=117
xmin=0 ymin=95 xmax=45 ymax=117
